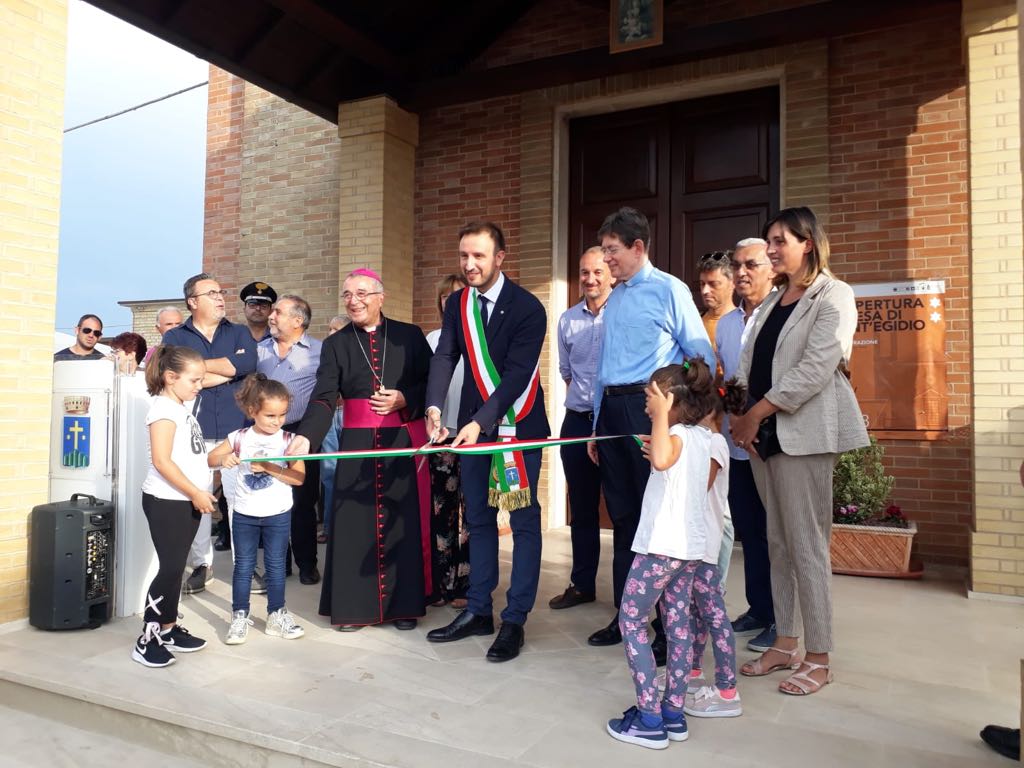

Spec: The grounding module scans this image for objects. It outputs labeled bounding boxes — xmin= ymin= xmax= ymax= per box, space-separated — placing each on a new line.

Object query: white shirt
xmin=227 ymin=427 xmax=296 ymax=518
xmin=477 ymin=271 xmax=505 ymax=315
xmin=704 ymin=433 xmax=731 ymax=564
xmin=632 ymin=423 xmax=712 ymax=560
xmin=426 ymin=328 xmax=464 ymax=432
xmin=142 ymin=396 xmax=211 ymax=501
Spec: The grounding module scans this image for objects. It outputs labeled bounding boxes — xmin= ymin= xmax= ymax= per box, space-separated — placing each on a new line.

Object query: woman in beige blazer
xmin=730 ymin=207 xmax=868 ymax=696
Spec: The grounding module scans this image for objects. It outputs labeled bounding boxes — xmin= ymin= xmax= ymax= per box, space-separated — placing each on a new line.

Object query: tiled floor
xmin=0 ymin=529 xmax=1020 ymax=767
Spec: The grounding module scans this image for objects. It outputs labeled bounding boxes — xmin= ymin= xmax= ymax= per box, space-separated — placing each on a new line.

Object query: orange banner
xmin=850 ymin=280 xmax=947 ymax=435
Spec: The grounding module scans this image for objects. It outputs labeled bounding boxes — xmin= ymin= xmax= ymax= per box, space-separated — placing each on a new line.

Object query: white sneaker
xmin=266 ymin=608 xmax=304 ymax=639
xmin=683 ymin=685 xmax=742 ymax=718
xmin=683 ymin=672 xmax=706 ymax=708
xmin=226 ymin=610 xmax=253 ymax=645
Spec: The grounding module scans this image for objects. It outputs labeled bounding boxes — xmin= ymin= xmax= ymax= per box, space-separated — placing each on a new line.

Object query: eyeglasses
xmin=80 ymin=328 xmax=102 ymax=337
xmin=341 ymin=290 xmax=383 ymax=303
xmin=245 ymin=299 xmax=271 ymax=308
xmin=192 ymin=289 xmax=228 ymax=299
xmin=730 ymin=259 xmax=768 ymax=271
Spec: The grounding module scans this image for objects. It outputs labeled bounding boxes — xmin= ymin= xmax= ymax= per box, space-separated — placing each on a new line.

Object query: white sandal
xmin=740 ymin=646 xmax=802 ymax=677
xmin=779 ymin=661 xmax=833 ymax=696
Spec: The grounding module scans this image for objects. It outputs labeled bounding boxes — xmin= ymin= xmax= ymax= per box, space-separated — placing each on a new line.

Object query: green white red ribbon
xmin=240 ymin=434 xmax=641 ymax=464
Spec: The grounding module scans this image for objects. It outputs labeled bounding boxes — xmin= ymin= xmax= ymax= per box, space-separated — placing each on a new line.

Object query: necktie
xmin=479 ymin=295 xmax=490 ymax=326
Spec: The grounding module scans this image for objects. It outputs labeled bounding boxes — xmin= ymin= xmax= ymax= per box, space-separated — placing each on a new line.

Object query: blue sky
xmin=57 ymin=1 xmax=209 ymax=335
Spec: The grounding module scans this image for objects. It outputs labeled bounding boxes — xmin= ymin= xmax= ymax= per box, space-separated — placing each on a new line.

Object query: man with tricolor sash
xmin=425 ymin=221 xmax=550 ymax=663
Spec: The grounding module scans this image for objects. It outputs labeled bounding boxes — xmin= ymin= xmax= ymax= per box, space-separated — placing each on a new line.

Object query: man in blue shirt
xmin=258 ymin=295 xmax=323 ymax=586
xmin=548 ymin=246 xmax=613 ymax=610
xmin=163 ymin=272 xmax=257 ymax=593
xmin=585 ymin=207 xmax=713 ymax=652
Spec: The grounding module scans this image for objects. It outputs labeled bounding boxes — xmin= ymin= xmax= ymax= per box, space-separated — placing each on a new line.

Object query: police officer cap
xmin=240 ymin=281 xmax=277 ymax=304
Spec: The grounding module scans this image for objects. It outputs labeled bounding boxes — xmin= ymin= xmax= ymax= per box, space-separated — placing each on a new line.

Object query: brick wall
xmin=828 ymin=9 xmax=971 ymax=565
xmin=121 ymin=301 xmax=189 ymax=348
xmin=203 ymin=68 xmax=341 ymax=336
xmin=0 ymin=0 xmax=66 ymax=623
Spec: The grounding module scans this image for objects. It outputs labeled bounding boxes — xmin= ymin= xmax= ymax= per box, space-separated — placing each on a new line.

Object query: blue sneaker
xmin=606 ymin=706 xmax=668 ymax=750
xmin=661 ymin=705 xmax=690 ymax=742
xmin=747 ymin=623 xmax=778 ymax=653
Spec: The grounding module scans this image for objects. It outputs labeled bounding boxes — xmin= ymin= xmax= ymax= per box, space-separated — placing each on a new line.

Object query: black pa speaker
xmin=29 ymin=494 xmax=114 ymax=630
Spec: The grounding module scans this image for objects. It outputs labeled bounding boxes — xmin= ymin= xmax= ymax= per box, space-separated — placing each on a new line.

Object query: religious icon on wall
xmin=609 ymin=0 xmax=663 ymax=54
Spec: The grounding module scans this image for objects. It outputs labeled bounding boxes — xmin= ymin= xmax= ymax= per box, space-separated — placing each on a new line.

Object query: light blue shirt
xmin=256 ymin=333 xmax=323 ymax=424
xmin=594 ymin=260 xmax=713 ymax=425
xmin=558 ymin=299 xmax=605 ymax=412
xmin=716 ymin=294 xmax=773 ymax=460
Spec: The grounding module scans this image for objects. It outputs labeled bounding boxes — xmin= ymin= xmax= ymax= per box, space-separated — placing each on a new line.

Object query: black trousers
xmin=596 ymin=391 xmax=651 ymax=609
xmin=142 ymin=493 xmax=201 ymax=624
xmin=560 ymin=408 xmax=602 ymax=594
xmin=286 ymin=422 xmax=319 ymax=572
xmin=729 ymin=458 xmax=775 ymax=623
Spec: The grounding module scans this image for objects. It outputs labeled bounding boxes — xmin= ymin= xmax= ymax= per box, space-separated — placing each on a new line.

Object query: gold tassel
xmin=487 ymin=488 xmax=533 ymax=513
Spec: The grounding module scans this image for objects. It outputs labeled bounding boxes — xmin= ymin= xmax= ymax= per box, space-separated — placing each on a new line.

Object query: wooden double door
xmin=568 ymin=86 xmax=780 ymax=293
xmin=566 ymin=87 xmax=779 ymax=528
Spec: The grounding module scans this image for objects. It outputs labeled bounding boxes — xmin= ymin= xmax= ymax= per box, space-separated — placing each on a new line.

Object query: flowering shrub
xmin=833 ymin=438 xmax=906 ymax=528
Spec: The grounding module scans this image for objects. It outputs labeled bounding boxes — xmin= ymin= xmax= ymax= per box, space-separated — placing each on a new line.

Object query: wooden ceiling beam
xmin=261 ymin=0 xmax=407 ymax=80
xmin=409 ymin=0 xmax=959 ymax=109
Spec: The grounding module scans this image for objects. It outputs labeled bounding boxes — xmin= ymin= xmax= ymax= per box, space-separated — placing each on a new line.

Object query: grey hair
xmin=156 ymin=306 xmax=182 ymax=321
xmin=343 ymin=272 xmax=384 ymax=293
xmin=329 ymin=315 xmax=349 ymax=328
xmin=734 ymin=237 xmax=767 ymax=249
xmin=279 ymin=294 xmax=311 ymax=330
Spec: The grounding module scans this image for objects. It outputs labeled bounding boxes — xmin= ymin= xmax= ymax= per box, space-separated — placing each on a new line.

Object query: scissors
xmin=414 ymin=437 xmax=436 ymax=473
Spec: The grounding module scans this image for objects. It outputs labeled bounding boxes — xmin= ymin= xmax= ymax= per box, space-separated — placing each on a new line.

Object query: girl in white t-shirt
xmin=606 ymin=358 xmax=717 ymax=750
xmin=684 ymin=381 xmax=749 ymax=719
xmin=133 ymin=345 xmax=217 ymax=669
xmin=208 ymin=373 xmax=306 ymax=646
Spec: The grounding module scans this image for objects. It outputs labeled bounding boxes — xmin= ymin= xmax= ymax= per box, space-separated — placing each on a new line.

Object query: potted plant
xmin=830 ymin=437 xmax=919 ymax=577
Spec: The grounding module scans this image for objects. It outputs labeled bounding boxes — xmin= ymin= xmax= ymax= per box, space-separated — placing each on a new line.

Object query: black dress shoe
xmin=394 ymin=618 xmax=417 ymax=630
xmin=299 ymin=566 xmax=321 ymax=585
xmin=213 ymin=532 xmax=231 ymax=551
xmin=486 ymin=622 xmax=524 ymax=662
xmin=981 ymin=725 xmax=1021 ymax=760
xmin=426 ymin=610 xmax=494 ymax=643
xmin=548 ymin=585 xmax=596 ymax=610
xmin=587 ymin=616 xmax=622 ymax=647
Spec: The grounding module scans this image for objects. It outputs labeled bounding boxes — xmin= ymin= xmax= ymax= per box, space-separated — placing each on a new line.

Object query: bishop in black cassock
xmin=294 ymin=269 xmax=433 ymax=629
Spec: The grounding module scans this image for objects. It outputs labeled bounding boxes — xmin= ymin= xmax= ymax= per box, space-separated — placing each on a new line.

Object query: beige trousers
xmin=750 ymin=451 xmax=837 ymax=654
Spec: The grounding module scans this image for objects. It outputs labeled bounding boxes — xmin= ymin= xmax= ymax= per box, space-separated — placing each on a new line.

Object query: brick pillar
xmin=0 ymin=0 xmax=67 ymax=623
xmin=963 ymin=0 xmax=1024 ymax=596
xmin=337 ymin=96 xmax=419 ymax=322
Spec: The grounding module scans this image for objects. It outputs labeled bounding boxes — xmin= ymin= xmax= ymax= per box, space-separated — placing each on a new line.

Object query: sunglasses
xmin=80 ymin=328 xmax=103 ymax=337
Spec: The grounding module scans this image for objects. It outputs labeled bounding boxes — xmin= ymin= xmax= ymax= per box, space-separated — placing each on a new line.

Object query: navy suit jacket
xmin=426 ymin=277 xmax=550 ymax=440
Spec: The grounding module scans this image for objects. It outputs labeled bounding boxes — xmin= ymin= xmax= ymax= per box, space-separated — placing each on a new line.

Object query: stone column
xmin=0 ymin=0 xmax=67 ymax=623
xmin=963 ymin=0 xmax=1024 ymax=597
xmin=337 ymin=96 xmax=419 ymax=322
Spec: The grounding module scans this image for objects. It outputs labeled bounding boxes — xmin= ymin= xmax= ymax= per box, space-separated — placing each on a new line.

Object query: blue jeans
xmin=232 ymin=510 xmax=291 ymax=614
xmin=319 ymin=408 xmax=344 ymax=537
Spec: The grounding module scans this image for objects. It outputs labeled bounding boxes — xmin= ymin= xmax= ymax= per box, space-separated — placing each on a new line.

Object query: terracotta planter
xmin=830 ymin=521 xmax=918 ymax=578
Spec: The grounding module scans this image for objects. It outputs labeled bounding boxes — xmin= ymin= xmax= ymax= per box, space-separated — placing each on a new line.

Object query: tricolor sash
xmin=461 ymin=287 xmax=540 ymax=514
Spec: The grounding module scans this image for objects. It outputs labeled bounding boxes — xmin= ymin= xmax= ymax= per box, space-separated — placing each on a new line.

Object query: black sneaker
xmin=161 ymin=624 xmax=207 ymax=653
xmin=131 ymin=623 xmax=176 ymax=668
xmin=184 ymin=565 xmax=209 ymax=595
xmin=730 ymin=611 xmax=769 ymax=635
xmin=251 ymin=571 xmax=267 ymax=595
